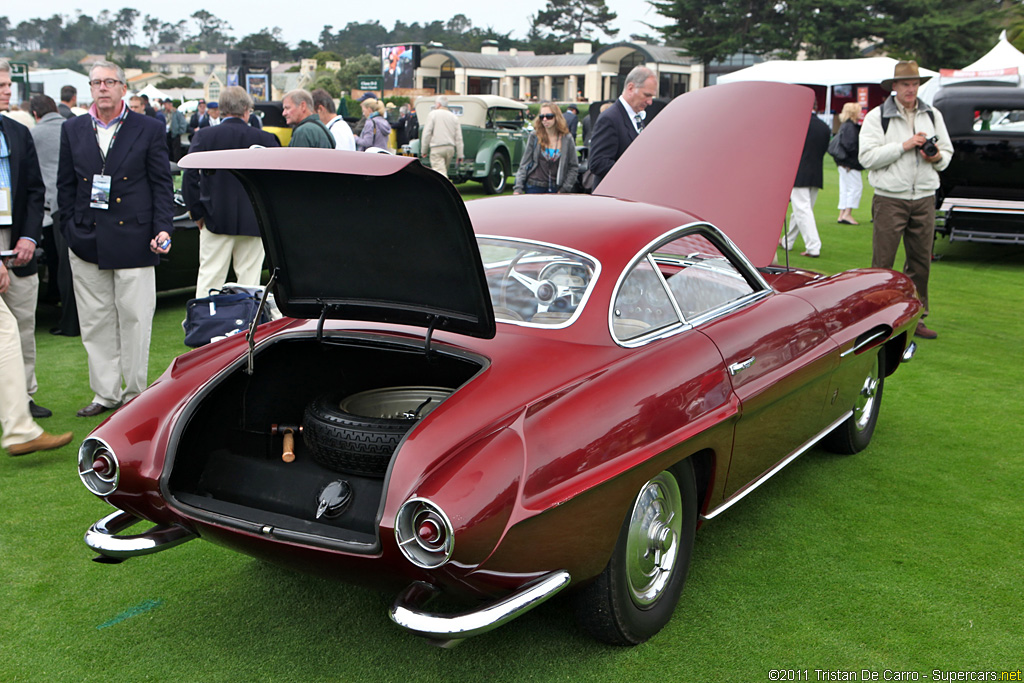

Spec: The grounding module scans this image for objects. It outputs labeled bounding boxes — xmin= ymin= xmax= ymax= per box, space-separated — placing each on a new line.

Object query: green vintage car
xmin=412 ymin=95 xmax=530 ymax=193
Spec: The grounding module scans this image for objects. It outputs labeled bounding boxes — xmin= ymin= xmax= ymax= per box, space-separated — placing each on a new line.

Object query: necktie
xmin=634 ymin=113 xmax=644 ymax=133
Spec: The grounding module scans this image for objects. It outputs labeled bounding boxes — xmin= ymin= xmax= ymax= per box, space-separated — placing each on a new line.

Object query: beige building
xmin=148 ymin=51 xmax=226 ymax=81
xmin=416 ymin=41 xmax=702 ymax=102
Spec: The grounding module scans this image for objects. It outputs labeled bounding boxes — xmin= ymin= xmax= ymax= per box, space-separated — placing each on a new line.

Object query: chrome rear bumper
xmin=389 ymin=570 xmax=571 ymax=647
xmin=86 ymin=509 xmax=197 ymax=559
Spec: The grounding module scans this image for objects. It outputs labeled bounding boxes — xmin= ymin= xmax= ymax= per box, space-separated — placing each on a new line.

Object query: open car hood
xmin=178 ymin=149 xmax=495 ymax=339
xmin=596 ymin=82 xmax=815 ymax=268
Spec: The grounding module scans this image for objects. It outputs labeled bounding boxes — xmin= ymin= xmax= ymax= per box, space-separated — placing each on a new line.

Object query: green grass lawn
xmin=2 ymin=161 xmax=1022 ymax=681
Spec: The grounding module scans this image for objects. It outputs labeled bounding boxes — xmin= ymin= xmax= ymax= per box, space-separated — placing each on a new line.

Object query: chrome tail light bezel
xmin=78 ymin=437 xmax=119 ymax=496
xmin=395 ymin=497 xmax=454 ymax=569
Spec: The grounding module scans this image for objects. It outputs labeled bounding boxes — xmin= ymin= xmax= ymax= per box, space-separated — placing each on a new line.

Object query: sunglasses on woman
xmin=538 ymin=113 xmax=556 ymax=120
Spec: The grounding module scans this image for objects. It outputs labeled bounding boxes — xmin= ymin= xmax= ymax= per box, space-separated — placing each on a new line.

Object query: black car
xmin=933 ymin=86 xmax=1024 ymax=244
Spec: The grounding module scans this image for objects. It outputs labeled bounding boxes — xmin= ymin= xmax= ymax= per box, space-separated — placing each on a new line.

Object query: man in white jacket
xmin=859 ymin=60 xmax=952 ymax=339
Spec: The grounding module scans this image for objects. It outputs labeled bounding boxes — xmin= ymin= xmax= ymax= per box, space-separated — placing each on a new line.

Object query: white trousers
xmin=196 ymin=230 xmax=265 ymax=299
xmin=0 ymin=295 xmax=42 ymax=448
xmin=782 ymin=187 xmax=821 ymax=255
xmin=837 ymin=167 xmax=863 ymax=211
xmin=69 ymin=251 xmax=155 ymax=408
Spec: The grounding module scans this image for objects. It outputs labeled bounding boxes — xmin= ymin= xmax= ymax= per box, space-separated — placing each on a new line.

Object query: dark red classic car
xmin=79 ymin=82 xmax=921 ymax=647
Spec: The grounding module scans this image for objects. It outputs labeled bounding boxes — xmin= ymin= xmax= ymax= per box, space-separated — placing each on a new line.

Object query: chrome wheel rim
xmin=625 ymin=471 xmax=682 ymax=607
xmin=339 ymin=387 xmax=452 ymax=420
xmin=490 ymin=159 xmax=505 ymax=191
xmin=853 ymin=357 xmax=882 ymax=432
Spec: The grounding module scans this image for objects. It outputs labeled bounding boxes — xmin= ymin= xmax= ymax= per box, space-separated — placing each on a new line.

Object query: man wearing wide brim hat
xmin=858 ymin=60 xmax=953 ymax=340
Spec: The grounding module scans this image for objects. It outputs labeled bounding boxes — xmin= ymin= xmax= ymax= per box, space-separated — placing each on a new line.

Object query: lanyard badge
xmin=90 ymin=174 xmax=112 ymax=210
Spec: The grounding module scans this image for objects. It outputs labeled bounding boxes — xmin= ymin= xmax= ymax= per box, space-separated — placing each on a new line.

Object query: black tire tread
xmin=574 ymin=460 xmax=697 ymax=645
xmin=302 ymin=394 xmax=414 ymax=477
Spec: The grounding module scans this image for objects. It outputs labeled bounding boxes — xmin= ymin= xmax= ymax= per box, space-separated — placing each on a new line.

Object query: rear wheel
xmin=575 ymin=459 xmax=697 ymax=645
xmin=824 ymin=348 xmax=884 ymax=454
xmin=482 ymin=153 xmax=508 ymax=194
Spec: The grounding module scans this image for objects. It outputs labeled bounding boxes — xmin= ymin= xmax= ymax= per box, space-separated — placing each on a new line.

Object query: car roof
xmin=468 ymin=194 xmax=698 ymax=273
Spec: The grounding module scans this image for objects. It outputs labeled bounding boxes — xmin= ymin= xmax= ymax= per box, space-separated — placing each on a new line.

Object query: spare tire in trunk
xmin=303 ymin=387 xmax=452 ymax=477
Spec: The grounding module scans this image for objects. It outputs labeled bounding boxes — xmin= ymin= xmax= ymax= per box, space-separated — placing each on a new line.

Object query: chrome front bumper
xmin=389 ymin=570 xmax=572 ymax=647
xmin=85 ymin=509 xmax=197 ymax=560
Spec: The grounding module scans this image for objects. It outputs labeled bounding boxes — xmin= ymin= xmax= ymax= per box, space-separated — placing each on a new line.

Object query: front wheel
xmin=574 ymin=459 xmax=698 ymax=645
xmin=482 ymin=153 xmax=508 ymax=194
xmin=824 ymin=347 xmax=885 ymax=454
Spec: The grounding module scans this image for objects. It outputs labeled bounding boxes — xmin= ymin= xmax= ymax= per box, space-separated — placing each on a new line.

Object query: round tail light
xmin=395 ymin=498 xmax=453 ymax=569
xmin=78 ymin=437 xmax=119 ymax=495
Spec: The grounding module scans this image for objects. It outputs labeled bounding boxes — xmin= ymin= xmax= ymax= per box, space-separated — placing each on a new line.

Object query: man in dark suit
xmin=1 ymin=60 xmax=53 ymax=419
xmin=57 ymin=60 xmax=174 ymax=418
xmin=183 ymin=85 xmax=279 ymax=299
xmin=779 ymin=111 xmax=831 ymax=258
xmin=588 ymin=66 xmax=658 ymax=187
xmin=58 ymin=85 xmax=77 ymax=119
xmin=564 ymin=104 xmax=579 ymax=141
xmin=187 ymin=99 xmax=207 ymax=141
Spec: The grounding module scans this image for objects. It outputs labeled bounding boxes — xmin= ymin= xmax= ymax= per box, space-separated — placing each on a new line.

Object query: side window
xmin=655 ymin=234 xmax=756 ymax=320
xmin=975 ymin=109 xmax=1024 ymax=133
xmin=612 ymin=258 xmax=680 ymax=340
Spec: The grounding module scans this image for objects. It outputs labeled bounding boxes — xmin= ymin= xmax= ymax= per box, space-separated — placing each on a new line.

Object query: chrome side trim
xmin=940 ymin=197 xmax=1024 ymax=214
xmin=85 ymin=509 xmax=197 ymax=559
xmin=701 ymin=411 xmax=852 ymax=521
xmin=389 ymin=570 xmax=571 ymax=646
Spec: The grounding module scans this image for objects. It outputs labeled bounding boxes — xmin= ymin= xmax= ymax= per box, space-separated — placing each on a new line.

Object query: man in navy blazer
xmin=183 ymin=85 xmax=280 ymax=299
xmin=1 ymin=59 xmax=56 ymax=421
xmin=57 ymin=60 xmax=173 ymax=418
xmin=588 ymin=66 xmax=658 ymax=187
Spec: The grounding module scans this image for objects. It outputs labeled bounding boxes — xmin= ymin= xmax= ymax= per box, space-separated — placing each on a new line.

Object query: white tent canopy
xmin=135 ymin=83 xmax=170 ymax=102
xmin=24 ymin=68 xmax=93 ymax=105
xmin=719 ymin=57 xmax=940 ymax=114
xmin=919 ymin=32 xmax=1024 ymax=102
xmin=963 ymin=31 xmax=1024 ymax=72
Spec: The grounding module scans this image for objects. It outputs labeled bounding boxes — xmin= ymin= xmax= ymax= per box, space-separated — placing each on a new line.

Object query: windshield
xmin=478 ymin=237 xmax=598 ymax=327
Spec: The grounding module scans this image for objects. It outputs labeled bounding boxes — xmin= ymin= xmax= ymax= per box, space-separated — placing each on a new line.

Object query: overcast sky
xmin=4 ymin=1 xmax=669 ymax=47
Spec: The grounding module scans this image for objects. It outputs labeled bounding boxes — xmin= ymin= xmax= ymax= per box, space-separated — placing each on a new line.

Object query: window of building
xmin=660 ymin=72 xmax=688 ymax=99
xmin=439 ymin=60 xmax=455 ymax=94
xmin=467 ymin=76 xmax=499 ymax=95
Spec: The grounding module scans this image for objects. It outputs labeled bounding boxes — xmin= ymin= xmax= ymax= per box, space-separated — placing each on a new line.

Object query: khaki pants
xmin=0 ymin=227 xmax=39 ymax=400
xmin=196 ymin=230 xmax=265 ymax=299
xmin=0 ymin=295 xmax=42 ymax=449
xmin=871 ymin=194 xmax=935 ymax=315
xmin=69 ymin=251 xmax=156 ymax=408
xmin=428 ymin=146 xmax=455 ymax=180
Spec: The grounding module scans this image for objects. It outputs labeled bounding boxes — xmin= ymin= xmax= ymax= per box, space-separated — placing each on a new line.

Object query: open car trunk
xmin=164 ymin=332 xmax=486 ymax=552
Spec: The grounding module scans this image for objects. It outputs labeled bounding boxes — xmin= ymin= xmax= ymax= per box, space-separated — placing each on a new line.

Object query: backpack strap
xmin=881 ymin=104 xmax=934 ymax=134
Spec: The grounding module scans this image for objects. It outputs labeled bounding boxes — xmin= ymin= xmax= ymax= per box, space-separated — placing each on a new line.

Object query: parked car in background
xmin=79 ymin=82 xmax=921 ymax=648
xmin=254 ymin=101 xmax=292 ymax=147
xmin=933 ymin=86 xmax=1024 ymax=244
xmin=411 ymin=95 xmax=529 ymax=193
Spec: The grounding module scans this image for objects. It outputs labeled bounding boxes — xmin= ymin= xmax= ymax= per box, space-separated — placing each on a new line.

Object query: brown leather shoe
xmin=77 ymin=402 xmax=113 ymax=418
xmin=8 ymin=431 xmax=74 ymax=457
xmin=914 ymin=321 xmax=938 ymax=339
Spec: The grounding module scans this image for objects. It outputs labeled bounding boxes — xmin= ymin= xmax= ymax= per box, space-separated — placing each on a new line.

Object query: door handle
xmin=728 ymin=357 xmax=756 ymax=376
